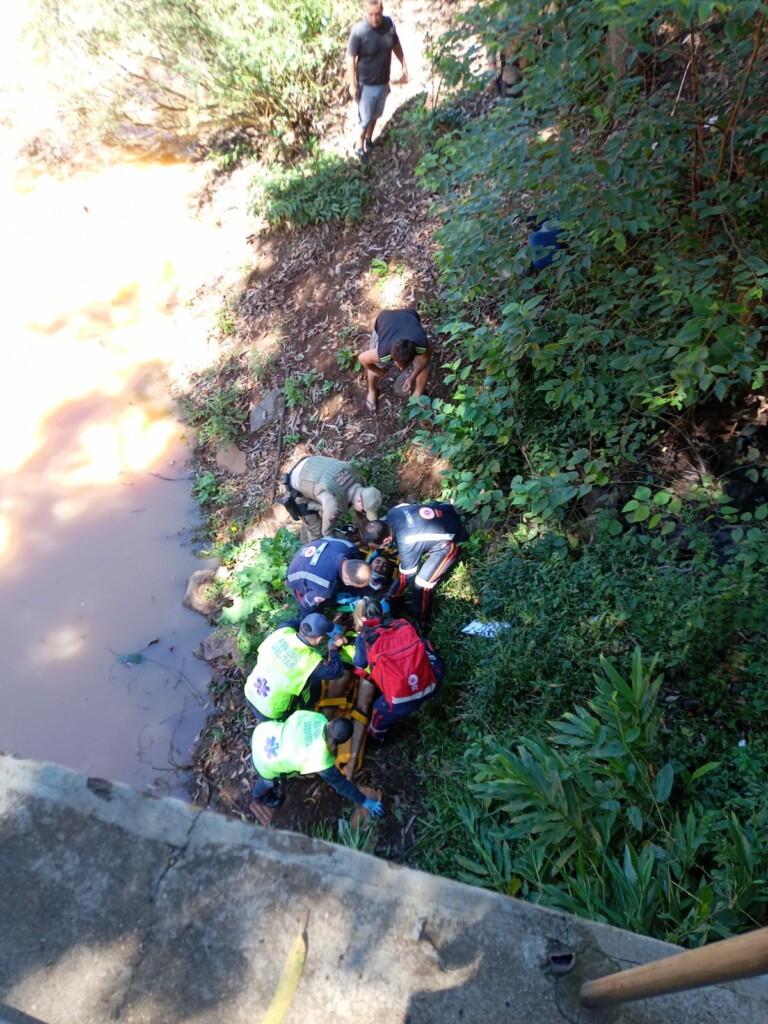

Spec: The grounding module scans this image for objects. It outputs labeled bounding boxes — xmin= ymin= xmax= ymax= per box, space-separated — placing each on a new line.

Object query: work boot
xmin=259 ymin=787 xmax=285 ymax=809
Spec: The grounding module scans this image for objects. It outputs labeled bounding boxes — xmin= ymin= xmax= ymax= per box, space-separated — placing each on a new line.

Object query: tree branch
xmin=717 ymin=12 xmax=766 ymax=175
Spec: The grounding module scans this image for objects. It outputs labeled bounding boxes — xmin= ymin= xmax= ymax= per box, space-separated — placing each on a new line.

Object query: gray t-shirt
xmin=346 ymin=16 xmax=400 ymax=86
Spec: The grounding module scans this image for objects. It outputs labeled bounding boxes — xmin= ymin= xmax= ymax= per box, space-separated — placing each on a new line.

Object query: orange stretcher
xmin=314 ymin=638 xmax=368 ymax=772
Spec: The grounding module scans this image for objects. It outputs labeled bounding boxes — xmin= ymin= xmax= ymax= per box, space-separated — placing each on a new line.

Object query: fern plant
xmin=461 ymin=649 xmax=768 ymax=945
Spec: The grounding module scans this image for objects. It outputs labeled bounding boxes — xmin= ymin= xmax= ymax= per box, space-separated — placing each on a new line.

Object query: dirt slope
xmin=188 ymin=0 xmax=463 ymax=848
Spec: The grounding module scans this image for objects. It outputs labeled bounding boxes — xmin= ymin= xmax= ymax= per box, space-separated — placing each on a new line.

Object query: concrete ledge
xmin=0 ymin=753 xmax=766 ymax=1023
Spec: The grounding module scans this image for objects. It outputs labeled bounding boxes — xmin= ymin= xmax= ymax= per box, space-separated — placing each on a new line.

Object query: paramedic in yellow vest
xmin=250 ymin=711 xmax=384 ymax=814
xmin=244 ymin=614 xmax=352 ymax=722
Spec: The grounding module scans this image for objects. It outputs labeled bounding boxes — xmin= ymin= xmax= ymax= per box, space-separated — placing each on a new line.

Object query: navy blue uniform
xmin=286 ymin=537 xmax=366 ymax=617
xmin=385 ymin=502 xmax=468 ymax=620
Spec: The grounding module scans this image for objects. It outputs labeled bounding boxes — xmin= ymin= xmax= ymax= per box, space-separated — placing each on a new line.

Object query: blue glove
xmin=329 ymin=623 xmax=344 ymax=641
xmin=380 ymin=598 xmax=390 ymax=615
xmin=363 ymin=797 xmax=384 ymax=818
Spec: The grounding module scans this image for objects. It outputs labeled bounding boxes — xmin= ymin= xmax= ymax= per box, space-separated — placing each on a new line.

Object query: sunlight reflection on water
xmin=0 ymin=158 xmax=231 ymax=795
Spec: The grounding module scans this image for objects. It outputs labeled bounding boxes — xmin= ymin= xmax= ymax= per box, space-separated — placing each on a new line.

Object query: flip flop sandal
xmin=365 ymin=396 xmax=378 ymax=413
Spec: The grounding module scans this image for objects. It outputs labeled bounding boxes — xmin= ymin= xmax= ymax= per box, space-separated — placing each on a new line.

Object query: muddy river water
xmin=0 ymin=159 xmax=239 ymax=796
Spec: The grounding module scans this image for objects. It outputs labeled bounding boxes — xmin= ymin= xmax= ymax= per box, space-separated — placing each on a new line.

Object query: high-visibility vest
xmin=250 ymin=711 xmax=335 ymax=780
xmin=244 ymin=628 xmax=323 ymax=719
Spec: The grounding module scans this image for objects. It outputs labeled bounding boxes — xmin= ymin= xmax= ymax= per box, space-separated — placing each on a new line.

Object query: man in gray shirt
xmin=346 ymin=0 xmax=408 ymax=163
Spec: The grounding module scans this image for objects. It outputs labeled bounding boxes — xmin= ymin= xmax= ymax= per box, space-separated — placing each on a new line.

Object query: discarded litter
xmin=461 ymin=620 xmax=512 ymax=638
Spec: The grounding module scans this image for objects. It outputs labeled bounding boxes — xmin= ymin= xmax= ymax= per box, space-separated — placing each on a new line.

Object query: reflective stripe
xmin=400 ymin=566 xmax=419 ymax=577
xmin=414 ymin=575 xmax=438 ymax=589
xmin=309 ymin=541 xmax=328 ymax=566
xmin=390 ymin=682 xmax=436 ymax=704
xmin=287 ymin=570 xmax=332 ymax=587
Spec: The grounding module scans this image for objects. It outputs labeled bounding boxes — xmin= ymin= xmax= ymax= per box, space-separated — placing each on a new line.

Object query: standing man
xmin=357 ymin=308 xmax=431 ymax=413
xmin=346 ymin=0 xmax=408 ymax=163
xmin=286 ymin=536 xmax=372 ymax=617
xmin=363 ymin=501 xmax=469 ymax=621
xmin=284 ymin=455 xmax=382 ymax=542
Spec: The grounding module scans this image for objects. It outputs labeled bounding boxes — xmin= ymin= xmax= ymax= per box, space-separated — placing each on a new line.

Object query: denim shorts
xmin=358 ymin=84 xmax=390 ymax=130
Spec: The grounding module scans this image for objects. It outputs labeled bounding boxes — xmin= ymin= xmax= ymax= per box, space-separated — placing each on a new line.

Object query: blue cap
xmin=300 ymin=613 xmax=334 ymax=638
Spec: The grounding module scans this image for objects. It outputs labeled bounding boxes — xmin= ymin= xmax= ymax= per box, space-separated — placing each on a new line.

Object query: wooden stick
xmin=270 ymin=395 xmax=287 ymax=504
xmin=579 ymin=928 xmax=768 ymax=1008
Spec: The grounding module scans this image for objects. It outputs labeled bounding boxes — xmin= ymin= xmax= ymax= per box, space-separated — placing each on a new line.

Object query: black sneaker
xmin=259 ymin=786 xmax=285 ymax=809
xmin=364 ymin=137 xmax=377 ymax=153
xmin=356 ymin=147 xmax=368 ymax=165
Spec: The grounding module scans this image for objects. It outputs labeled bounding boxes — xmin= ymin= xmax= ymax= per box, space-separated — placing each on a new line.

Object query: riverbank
xmin=177 ymin=0 xmax=463 ymax=849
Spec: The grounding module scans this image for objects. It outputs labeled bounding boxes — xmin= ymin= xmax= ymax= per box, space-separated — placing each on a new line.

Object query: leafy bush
xmin=444 ymin=524 xmax=768 ymax=740
xmin=460 ymin=648 xmax=768 ymax=946
xmin=219 ymin=528 xmax=300 ymax=654
xmin=250 ymin=152 xmax=371 ymax=227
xmin=33 ymin=0 xmax=356 ymax=156
xmin=180 ymin=381 xmax=245 ymax=446
xmin=414 ymin=0 xmax=768 ymax=524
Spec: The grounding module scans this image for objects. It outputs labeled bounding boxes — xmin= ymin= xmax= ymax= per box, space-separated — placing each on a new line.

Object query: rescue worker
xmin=344 ymin=598 xmax=444 ymax=779
xmin=363 ymin=501 xmax=469 ymax=620
xmin=357 ymin=308 xmax=432 ymax=413
xmin=286 ymin=536 xmax=372 ymax=618
xmin=250 ymin=710 xmax=385 ymax=815
xmin=283 ymin=455 xmax=383 ymax=542
xmin=244 ymin=613 xmax=351 ymax=722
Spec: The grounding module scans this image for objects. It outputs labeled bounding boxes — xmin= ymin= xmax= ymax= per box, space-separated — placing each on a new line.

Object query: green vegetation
xmin=33 ymin=0 xmax=356 ymax=156
xmin=411 ymin=521 xmax=768 ymax=944
xmin=460 ymin=650 xmax=768 ymax=946
xmin=413 ymin=0 xmax=768 ymax=531
xmin=179 ymin=357 xmax=245 ymax=446
xmin=284 ymin=369 xmax=319 ymax=407
xmin=214 ymin=297 xmax=240 ymax=337
xmin=249 ymin=152 xmax=371 ymax=227
xmin=337 ymin=347 xmax=359 ymax=372
xmin=193 ymin=470 xmax=221 ymax=504
xmin=395 ymin=0 xmax=768 ymax=945
xmin=218 ymin=529 xmax=300 ymax=655
xmin=178 ymin=0 xmax=768 ymax=949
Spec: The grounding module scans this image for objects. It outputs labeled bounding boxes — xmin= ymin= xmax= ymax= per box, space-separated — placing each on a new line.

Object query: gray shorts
xmin=358 ymin=84 xmax=390 ymax=130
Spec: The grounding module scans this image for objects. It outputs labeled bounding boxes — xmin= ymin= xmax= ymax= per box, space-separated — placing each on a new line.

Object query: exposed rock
xmin=215 ymin=442 xmax=247 ymax=475
xmin=194 ymin=627 xmax=244 ymax=668
xmin=249 ymin=389 xmax=285 ymax=434
xmin=183 ymin=569 xmax=221 ymax=619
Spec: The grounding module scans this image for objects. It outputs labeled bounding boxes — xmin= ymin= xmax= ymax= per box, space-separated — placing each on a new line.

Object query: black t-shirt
xmin=346 ymin=17 xmax=400 ymax=86
xmin=374 ymin=309 xmax=428 ymax=366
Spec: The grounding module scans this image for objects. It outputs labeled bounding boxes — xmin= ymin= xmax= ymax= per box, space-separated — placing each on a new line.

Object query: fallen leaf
xmin=259 ymin=912 xmax=310 ymax=1024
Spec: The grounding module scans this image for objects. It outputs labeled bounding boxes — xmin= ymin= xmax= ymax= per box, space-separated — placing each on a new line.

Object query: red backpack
xmin=360 ymin=619 xmax=437 ymax=703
